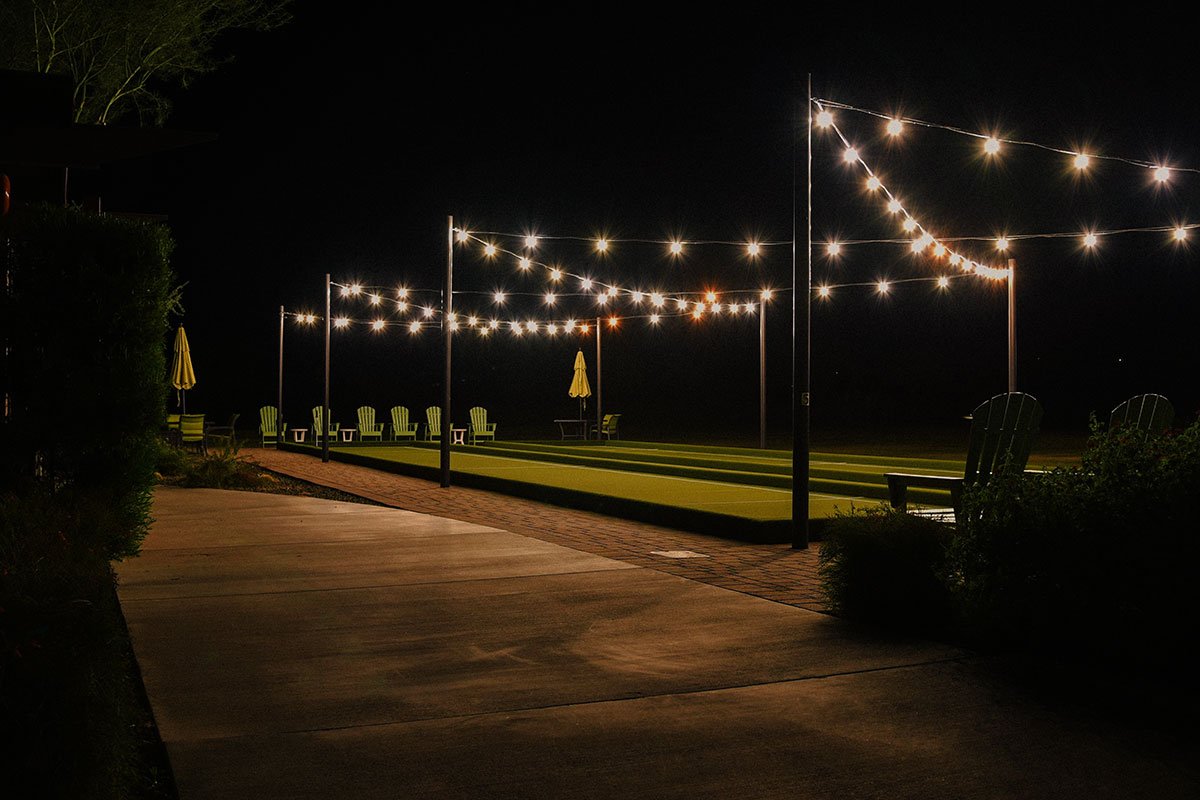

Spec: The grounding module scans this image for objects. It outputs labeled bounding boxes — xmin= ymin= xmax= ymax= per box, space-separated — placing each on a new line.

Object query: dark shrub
xmin=949 ymin=418 xmax=1200 ymax=674
xmin=819 ymin=506 xmax=955 ymax=633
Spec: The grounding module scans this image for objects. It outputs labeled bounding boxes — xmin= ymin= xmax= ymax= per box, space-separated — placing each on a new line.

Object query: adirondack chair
xmin=468 ymin=406 xmax=497 ymax=444
xmin=356 ymin=406 xmax=384 ymax=441
xmin=180 ymin=413 xmax=207 ymax=455
xmin=886 ymin=392 xmax=1043 ymax=517
xmin=390 ymin=406 xmax=418 ymax=441
xmin=425 ymin=406 xmax=441 ymax=441
xmin=1110 ymin=394 xmax=1173 ymax=433
xmin=592 ymin=413 xmax=621 ymax=440
xmin=166 ymin=413 xmax=182 ymax=446
xmin=259 ymin=406 xmax=285 ymax=447
xmin=311 ymin=406 xmax=340 ymax=443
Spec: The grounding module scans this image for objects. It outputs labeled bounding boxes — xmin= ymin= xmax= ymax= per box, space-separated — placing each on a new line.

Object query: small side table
xmin=450 ymin=427 xmax=467 ymax=445
xmin=292 ymin=429 xmax=307 ymax=443
xmin=340 ymin=429 xmax=356 ymax=443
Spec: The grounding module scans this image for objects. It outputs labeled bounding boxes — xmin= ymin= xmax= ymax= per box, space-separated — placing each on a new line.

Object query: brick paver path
xmin=248 ymin=449 xmax=826 ymax=611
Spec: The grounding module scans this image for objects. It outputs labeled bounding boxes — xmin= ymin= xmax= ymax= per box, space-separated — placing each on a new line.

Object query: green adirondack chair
xmin=311 ymin=406 xmax=340 ymax=443
xmin=356 ymin=406 xmax=384 ymax=441
xmin=390 ymin=406 xmax=418 ymax=441
xmin=166 ymin=413 xmax=182 ymax=446
xmin=886 ymin=392 xmax=1043 ymax=518
xmin=468 ymin=406 xmax=496 ymax=444
xmin=592 ymin=413 xmax=621 ymax=440
xmin=425 ymin=406 xmax=441 ymax=441
xmin=180 ymin=413 xmax=207 ymax=455
xmin=1110 ymin=393 xmax=1173 ymax=433
xmin=259 ymin=406 xmax=285 ymax=447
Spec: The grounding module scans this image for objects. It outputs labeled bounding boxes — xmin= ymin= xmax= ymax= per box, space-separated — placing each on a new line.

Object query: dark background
xmin=89 ymin=4 xmax=1200 ymax=442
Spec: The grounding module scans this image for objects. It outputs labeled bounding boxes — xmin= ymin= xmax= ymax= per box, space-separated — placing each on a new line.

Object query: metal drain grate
xmin=649 ymin=550 xmax=710 ymax=559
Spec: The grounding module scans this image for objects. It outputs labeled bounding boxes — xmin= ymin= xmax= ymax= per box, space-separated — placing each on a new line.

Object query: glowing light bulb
xmin=334 ymin=317 xmax=349 ymax=328
xmin=397 ymin=287 xmax=409 ymax=299
xmin=902 ymin=218 xmax=918 ymax=233
xmin=526 ymin=320 xmax=537 ymax=333
xmin=651 ymin=293 xmax=664 ymax=307
xmin=580 ymin=323 xmax=589 ymax=334
xmin=747 ymin=302 xmax=757 ymax=314
xmin=608 ymin=316 xmax=618 ymax=328
xmin=933 ymin=243 xmax=947 ymax=257
xmin=479 ymin=327 xmax=490 ymax=337
xmin=398 ymin=301 xmax=408 ymax=312
xmin=816 ymin=110 xmax=833 ymax=128
xmin=597 ymin=294 xmax=607 ymax=306
xmin=1155 ymin=166 xmax=1171 ymax=182
xmin=817 ymin=285 xmax=831 ymax=298
xmin=692 ymin=307 xmax=703 ymax=319
xmin=489 ymin=319 xmax=499 ymax=330
xmin=937 ymin=276 xmax=950 ymax=289
xmin=548 ymin=323 xmax=558 ymax=335
xmin=339 ymin=286 xmax=350 ymax=297
xmin=910 ymin=239 xmax=924 ymax=254
xmin=949 ymin=253 xmax=962 ymax=266
xmin=1073 ymin=153 xmax=1090 ymax=170
xmin=409 ymin=321 xmax=420 ymax=333
xmin=827 ymin=242 xmax=842 ymax=257
xmin=676 ymin=298 xmax=687 ymax=310
xmin=983 ymin=137 xmax=1001 ymax=155
xmin=518 ymin=257 xmax=531 ymax=270
xmin=596 ymin=238 xmax=609 ymax=252
xmin=650 ymin=314 xmax=660 ymax=325
xmin=886 ymin=118 xmax=904 ymax=136
xmin=607 ymin=285 xmax=619 ymax=297
xmin=493 ymin=291 xmax=506 ymax=304
xmin=1083 ymin=232 xmax=1099 ymax=248
xmin=713 ymin=302 xmax=723 ymax=314
xmin=669 ymin=241 xmax=684 ymax=255
xmin=877 ymin=280 xmax=890 ymax=294
xmin=581 ymin=278 xmax=593 ymax=291
xmin=996 ymin=237 xmax=1009 ymax=251
xmin=550 ymin=267 xmax=563 ymax=281
xmin=484 ymin=243 xmax=497 ymax=257
xmin=866 ymin=176 xmax=882 ymax=191
xmin=631 ymin=290 xmax=644 ymax=303
xmin=369 ymin=293 xmax=381 ymax=305
xmin=887 ymin=199 xmax=902 ymax=214
xmin=467 ymin=316 xmax=477 ymax=327
xmin=760 ymin=289 xmax=773 ymax=301
xmin=524 ymin=235 xmax=538 ymax=248
xmin=747 ymin=242 xmax=761 ymax=257
xmin=448 ymin=320 xmax=458 ymax=331
xmin=705 ymin=290 xmax=717 ymax=303
xmin=350 ymin=284 xmax=362 ymax=295
xmin=510 ymin=321 xmax=520 ymax=332
xmin=545 ymin=292 xmax=556 ymax=305
xmin=456 ymin=229 xmax=469 ymax=243
xmin=1174 ymin=227 xmax=1188 ymax=242
xmin=423 ymin=306 xmax=435 ymax=318
xmin=843 ymin=147 xmax=859 ymax=163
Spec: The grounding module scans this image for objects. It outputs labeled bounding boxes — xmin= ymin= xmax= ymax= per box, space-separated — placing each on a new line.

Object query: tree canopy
xmin=0 ymin=0 xmax=291 ymax=126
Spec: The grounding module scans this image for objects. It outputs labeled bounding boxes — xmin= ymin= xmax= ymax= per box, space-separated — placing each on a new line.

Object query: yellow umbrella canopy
xmin=568 ymin=348 xmax=591 ymax=419
xmin=170 ymin=325 xmax=196 ymax=411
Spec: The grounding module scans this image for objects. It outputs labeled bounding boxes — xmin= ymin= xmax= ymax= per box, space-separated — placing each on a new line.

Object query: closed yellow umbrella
xmin=170 ymin=325 xmax=197 ymax=413
xmin=568 ymin=348 xmax=591 ymax=420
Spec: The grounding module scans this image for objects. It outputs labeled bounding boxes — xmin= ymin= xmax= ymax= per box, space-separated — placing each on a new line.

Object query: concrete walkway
xmin=119 ymin=488 xmax=1199 ymax=799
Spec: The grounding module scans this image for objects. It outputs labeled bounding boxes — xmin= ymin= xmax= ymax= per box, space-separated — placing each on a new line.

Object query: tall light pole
xmin=277 ymin=305 xmax=284 ymax=447
xmin=595 ymin=315 xmax=602 ymax=439
xmin=759 ymin=295 xmax=767 ymax=449
xmin=1007 ymin=258 xmax=1016 ymax=392
xmin=441 ymin=215 xmax=453 ymax=487
xmin=322 ymin=273 xmax=331 ymax=463
xmin=791 ymin=75 xmax=812 ymax=549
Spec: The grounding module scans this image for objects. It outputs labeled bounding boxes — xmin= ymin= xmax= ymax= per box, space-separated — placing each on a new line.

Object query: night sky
xmin=100 ymin=5 xmax=1200 ymax=442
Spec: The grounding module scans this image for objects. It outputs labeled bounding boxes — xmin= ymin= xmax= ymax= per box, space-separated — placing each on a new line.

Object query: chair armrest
xmin=885 ymin=473 xmax=964 ymax=513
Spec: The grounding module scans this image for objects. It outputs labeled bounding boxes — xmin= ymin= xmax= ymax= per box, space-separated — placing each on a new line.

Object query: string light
xmin=817 ymin=285 xmax=831 ymax=298
xmin=631 ymin=290 xmax=644 ymax=303
xmin=876 ymin=280 xmax=891 ymax=294
xmin=608 ymin=316 xmax=619 ymax=328
xmin=518 ymin=257 xmax=531 ymax=270
xmin=423 ymin=306 xmax=435 ymax=318
xmin=886 ymin=118 xmax=904 ymax=136
xmin=669 ymin=240 xmax=684 ymax=255
xmin=1155 ymin=166 xmax=1172 ymax=183
xmin=409 ymin=321 xmax=420 ymax=333
xmin=581 ymin=277 xmax=593 ymax=291
xmin=760 ymin=289 xmax=773 ymax=301
xmin=596 ymin=238 xmax=609 ymax=252
xmin=396 ymin=287 xmax=409 ymax=299
xmin=334 ymin=317 xmax=349 ymax=328
xmin=484 ymin=243 xmax=497 ymax=257
xmin=650 ymin=313 xmax=660 ymax=324
xmin=937 ymin=276 xmax=950 ymax=289
xmin=705 ymin=290 xmax=718 ymax=302
xmin=827 ymin=241 xmax=842 ymax=257
xmin=493 ymin=291 xmax=506 ymax=304
xmin=1083 ymin=232 xmax=1099 ymax=248
xmin=1074 ymin=153 xmax=1090 ymax=170
xmin=456 ymin=229 xmax=469 ymax=243
xmin=866 ymin=176 xmax=882 ymax=191
xmin=816 ymin=110 xmax=834 ymax=128
xmin=887 ymin=199 xmax=902 ymax=214
xmin=350 ymin=284 xmax=362 ymax=295
xmin=843 ymin=146 xmax=859 ymax=163
xmin=550 ymin=267 xmax=563 ymax=281
xmin=746 ymin=242 xmax=761 ymax=257
xmin=651 ymin=292 xmax=665 ymax=307
xmin=369 ymin=293 xmax=381 ymax=305
xmin=983 ymin=137 xmax=1001 ymax=155
xmin=1174 ymin=227 xmax=1188 ymax=242
xmin=371 ymin=319 xmax=385 ymax=331
xmin=467 ymin=315 xmax=478 ymax=327
xmin=996 ymin=237 xmax=1010 ymax=252
xmin=901 ymin=218 xmax=918 ymax=233
xmin=524 ymin=234 xmax=538 ymax=248
xmin=545 ymin=292 xmax=556 ymax=305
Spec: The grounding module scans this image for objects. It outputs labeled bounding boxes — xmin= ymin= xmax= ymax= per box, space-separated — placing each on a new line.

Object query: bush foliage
xmin=821 ymin=417 xmax=1200 ymax=679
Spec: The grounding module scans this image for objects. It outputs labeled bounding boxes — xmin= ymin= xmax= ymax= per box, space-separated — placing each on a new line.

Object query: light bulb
xmin=843 ymin=147 xmax=859 ymax=163
xmin=1155 ymin=166 xmax=1171 ymax=182
xmin=866 ymin=176 xmax=882 ymax=191
xmin=1073 ymin=153 xmax=1090 ymax=170
xmin=1174 ymin=227 xmax=1188 ymax=242
xmin=996 ymin=237 xmax=1009 ymax=251
xmin=746 ymin=242 xmax=761 ymax=257
xmin=886 ymin=118 xmax=904 ymax=136
xmin=827 ymin=242 xmax=842 ymax=257
xmin=983 ymin=137 xmax=1001 ymax=155
xmin=816 ymin=110 xmax=833 ymax=128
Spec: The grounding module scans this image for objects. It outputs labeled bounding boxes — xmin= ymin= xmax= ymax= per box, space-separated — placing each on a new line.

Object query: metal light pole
xmin=441 ymin=215 xmax=453 ymax=487
xmin=322 ymin=273 xmax=331 ymax=463
xmin=277 ymin=305 xmax=284 ymax=447
xmin=595 ymin=315 xmax=602 ymax=439
xmin=791 ymin=74 xmax=812 ymax=550
xmin=759 ymin=297 xmax=767 ymax=449
xmin=1007 ymin=258 xmax=1016 ymax=392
